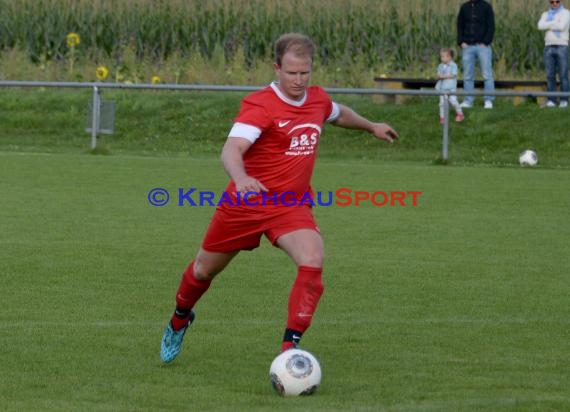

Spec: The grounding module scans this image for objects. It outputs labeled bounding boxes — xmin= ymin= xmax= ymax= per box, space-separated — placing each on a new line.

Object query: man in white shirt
xmin=538 ymin=0 xmax=570 ymax=107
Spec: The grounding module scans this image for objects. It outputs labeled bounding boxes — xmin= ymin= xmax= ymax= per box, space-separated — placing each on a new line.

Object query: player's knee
xmin=297 ymin=249 xmax=324 ymax=268
xmin=193 ymin=259 xmax=218 ymax=281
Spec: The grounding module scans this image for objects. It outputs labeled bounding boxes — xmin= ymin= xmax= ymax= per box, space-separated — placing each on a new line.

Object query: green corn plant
xmin=0 ymin=0 xmax=555 ymax=81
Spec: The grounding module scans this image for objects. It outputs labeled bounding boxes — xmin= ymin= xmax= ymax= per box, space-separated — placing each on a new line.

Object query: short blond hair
xmin=274 ymin=33 xmax=316 ymax=66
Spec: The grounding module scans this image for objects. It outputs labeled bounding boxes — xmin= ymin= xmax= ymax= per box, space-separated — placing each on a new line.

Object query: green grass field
xmin=1 ymin=151 xmax=568 ymax=411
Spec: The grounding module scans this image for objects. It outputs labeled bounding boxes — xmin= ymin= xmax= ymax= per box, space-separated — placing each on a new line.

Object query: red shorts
xmin=202 ymin=205 xmax=319 ymax=253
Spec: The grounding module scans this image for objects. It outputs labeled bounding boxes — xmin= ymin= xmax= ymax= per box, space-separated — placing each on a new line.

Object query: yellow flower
xmin=151 ymin=75 xmax=161 ymax=85
xmin=96 ymin=66 xmax=109 ymax=81
xmin=66 ymin=32 xmax=81 ymax=48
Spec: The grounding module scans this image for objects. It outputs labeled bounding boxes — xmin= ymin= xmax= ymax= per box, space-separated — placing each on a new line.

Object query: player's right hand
xmin=234 ymin=176 xmax=268 ymax=196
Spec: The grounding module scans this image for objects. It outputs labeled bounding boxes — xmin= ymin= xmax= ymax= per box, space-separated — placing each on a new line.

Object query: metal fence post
xmin=91 ymin=86 xmax=100 ymax=149
xmin=442 ymin=93 xmax=450 ymax=162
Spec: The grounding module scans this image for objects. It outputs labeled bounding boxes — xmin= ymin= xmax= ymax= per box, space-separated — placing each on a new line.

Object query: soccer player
xmin=160 ymin=33 xmax=398 ymax=363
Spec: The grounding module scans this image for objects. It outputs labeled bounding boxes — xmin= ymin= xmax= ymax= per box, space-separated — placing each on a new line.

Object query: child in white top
xmin=436 ymin=48 xmax=464 ymax=124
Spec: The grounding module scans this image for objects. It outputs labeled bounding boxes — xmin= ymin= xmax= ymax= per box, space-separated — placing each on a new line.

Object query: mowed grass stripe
xmin=0 ymin=152 xmax=568 ymax=411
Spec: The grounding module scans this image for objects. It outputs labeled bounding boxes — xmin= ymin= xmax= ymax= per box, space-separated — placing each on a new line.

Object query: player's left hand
xmin=373 ymin=123 xmax=398 ymax=143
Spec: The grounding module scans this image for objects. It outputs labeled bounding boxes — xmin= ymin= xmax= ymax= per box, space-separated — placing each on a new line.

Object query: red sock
xmin=171 ymin=311 xmax=192 ymax=331
xmin=285 ymin=265 xmax=324 ymax=336
xmin=281 ymin=341 xmax=296 ymax=352
xmin=170 ymin=260 xmax=211 ymax=329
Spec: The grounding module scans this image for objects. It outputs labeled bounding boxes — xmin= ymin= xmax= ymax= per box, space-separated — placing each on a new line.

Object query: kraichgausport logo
xmin=147 ymin=188 xmax=422 ymax=207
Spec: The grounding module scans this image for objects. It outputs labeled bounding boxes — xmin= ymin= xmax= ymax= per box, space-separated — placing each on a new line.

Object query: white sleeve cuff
xmin=228 ymin=122 xmax=262 ymax=143
xmin=327 ymin=102 xmax=341 ymax=122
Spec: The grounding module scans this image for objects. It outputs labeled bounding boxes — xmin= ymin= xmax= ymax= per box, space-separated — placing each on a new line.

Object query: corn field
xmin=0 ymin=0 xmax=553 ymax=81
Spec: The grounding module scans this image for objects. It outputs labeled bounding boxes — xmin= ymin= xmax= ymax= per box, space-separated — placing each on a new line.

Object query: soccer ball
xmin=269 ymin=349 xmax=321 ymax=396
xmin=519 ymin=149 xmax=538 ymax=167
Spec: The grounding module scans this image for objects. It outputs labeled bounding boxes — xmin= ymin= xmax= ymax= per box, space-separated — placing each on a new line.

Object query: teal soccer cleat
xmin=160 ymin=310 xmax=195 ymax=363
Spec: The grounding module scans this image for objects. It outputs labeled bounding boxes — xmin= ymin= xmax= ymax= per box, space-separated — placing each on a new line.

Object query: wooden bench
xmin=373 ymin=77 xmax=547 ymax=106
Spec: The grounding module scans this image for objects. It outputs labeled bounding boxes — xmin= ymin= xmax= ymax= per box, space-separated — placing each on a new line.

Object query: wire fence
xmin=1 ymin=80 xmax=569 ymax=159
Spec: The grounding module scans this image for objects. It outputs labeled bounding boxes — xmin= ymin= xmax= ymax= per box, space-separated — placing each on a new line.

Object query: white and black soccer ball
xmin=269 ymin=349 xmax=321 ymax=396
xmin=519 ymin=149 xmax=538 ymax=167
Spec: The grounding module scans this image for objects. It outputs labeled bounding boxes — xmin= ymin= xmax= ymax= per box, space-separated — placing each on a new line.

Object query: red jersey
xmin=226 ymin=82 xmax=339 ymax=205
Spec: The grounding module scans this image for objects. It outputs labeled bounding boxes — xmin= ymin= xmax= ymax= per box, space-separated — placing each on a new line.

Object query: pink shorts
xmin=202 ymin=205 xmax=319 ymax=253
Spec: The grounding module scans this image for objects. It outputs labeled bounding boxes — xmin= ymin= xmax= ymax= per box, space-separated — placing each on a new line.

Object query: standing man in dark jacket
xmin=457 ymin=0 xmax=496 ymax=109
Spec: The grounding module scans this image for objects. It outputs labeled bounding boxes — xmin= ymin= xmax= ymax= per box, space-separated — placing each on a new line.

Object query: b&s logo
xmin=286 ymin=123 xmax=321 ymax=156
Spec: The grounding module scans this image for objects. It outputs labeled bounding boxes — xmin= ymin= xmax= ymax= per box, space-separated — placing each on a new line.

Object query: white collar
xmin=270 ymin=81 xmax=307 ymax=106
